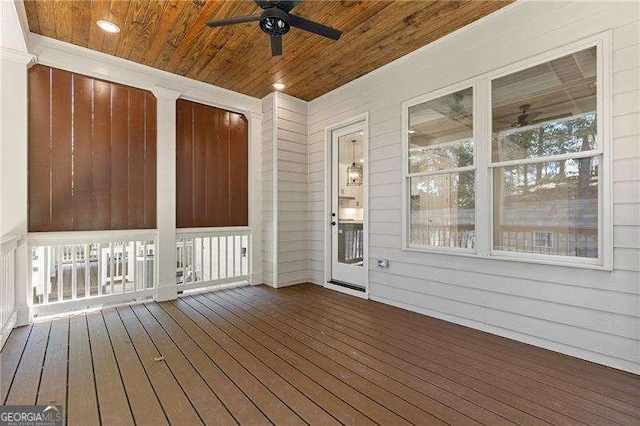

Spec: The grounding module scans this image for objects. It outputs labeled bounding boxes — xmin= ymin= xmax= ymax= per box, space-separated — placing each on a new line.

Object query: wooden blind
xmin=176 ymin=99 xmax=248 ymax=228
xmin=28 ymin=65 xmax=157 ymax=232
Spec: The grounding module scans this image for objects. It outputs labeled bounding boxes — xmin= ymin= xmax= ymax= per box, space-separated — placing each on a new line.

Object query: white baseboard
xmin=0 ymin=311 xmax=17 ymax=351
xmin=16 ymin=305 xmax=29 ymax=326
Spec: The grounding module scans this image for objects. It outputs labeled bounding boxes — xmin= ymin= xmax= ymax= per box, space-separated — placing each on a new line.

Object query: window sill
xmin=403 ymin=246 xmax=612 ymax=271
xmin=489 ymin=251 xmax=611 ymax=271
xmin=404 ymin=246 xmax=478 ymax=258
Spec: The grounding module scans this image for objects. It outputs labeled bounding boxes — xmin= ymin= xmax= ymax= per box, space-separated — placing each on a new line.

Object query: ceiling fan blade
xmin=255 ymin=0 xmax=302 ymax=11
xmin=271 ymin=36 xmax=283 ymax=56
xmin=206 ymin=14 xmax=261 ymax=28
xmin=538 ymin=112 xmax=573 ymax=122
xmin=288 ymin=14 xmax=341 ymax=40
xmin=254 ymin=0 xmax=274 ymax=9
xmin=278 ymin=0 xmax=303 ymax=12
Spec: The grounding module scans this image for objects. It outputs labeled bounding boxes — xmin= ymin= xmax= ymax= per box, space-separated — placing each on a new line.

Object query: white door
xmin=329 ymin=122 xmax=367 ymax=291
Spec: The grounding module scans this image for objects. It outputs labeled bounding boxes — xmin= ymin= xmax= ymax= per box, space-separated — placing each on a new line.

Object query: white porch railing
xmin=1 ymin=235 xmax=19 ymax=350
xmin=176 ymin=228 xmax=251 ymax=292
xmin=29 ymin=230 xmax=157 ymax=317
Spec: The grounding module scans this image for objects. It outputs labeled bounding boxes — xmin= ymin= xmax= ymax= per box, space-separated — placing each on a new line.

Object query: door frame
xmin=323 ymin=112 xmax=369 ymax=299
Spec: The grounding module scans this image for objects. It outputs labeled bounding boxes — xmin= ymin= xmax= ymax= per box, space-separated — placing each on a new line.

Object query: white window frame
xmin=402 ymin=32 xmax=612 ymax=270
xmin=402 ymin=79 xmax=480 ymax=255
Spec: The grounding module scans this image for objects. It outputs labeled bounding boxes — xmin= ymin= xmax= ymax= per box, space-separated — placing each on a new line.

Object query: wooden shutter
xmin=176 ymin=99 xmax=248 ymax=228
xmin=28 ymin=65 xmax=157 ymax=232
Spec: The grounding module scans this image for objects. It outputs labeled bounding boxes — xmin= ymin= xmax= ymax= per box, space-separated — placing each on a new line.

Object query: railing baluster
xmin=42 ymin=247 xmax=49 ymax=305
xmin=57 ymin=246 xmax=63 ymax=302
xmin=232 ymin=235 xmax=236 ymax=278
xmin=143 ymin=240 xmax=148 ymax=290
xmin=109 ymin=242 xmax=114 ymax=295
xmin=217 ymin=237 xmax=221 ymax=280
xmin=71 ymin=244 xmax=77 ymax=300
xmin=84 ymin=244 xmax=90 ymax=297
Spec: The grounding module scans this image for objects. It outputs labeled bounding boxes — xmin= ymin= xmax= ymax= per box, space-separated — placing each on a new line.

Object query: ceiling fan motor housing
xmin=260 ymin=8 xmax=290 ymax=36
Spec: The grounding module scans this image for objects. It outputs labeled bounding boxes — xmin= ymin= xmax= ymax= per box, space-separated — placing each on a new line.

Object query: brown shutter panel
xmin=72 ymin=73 xmax=94 ymax=231
xmin=176 ymin=99 xmax=248 ymax=228
xmin=28 ymin=65 xmax=157 ymax=232
xmin=28 ymin=65 xmax=52 ymax=232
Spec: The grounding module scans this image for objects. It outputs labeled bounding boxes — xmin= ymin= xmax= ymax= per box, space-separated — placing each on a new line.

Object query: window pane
xmin=493 ymin=157 xmax=599 ymax=258
xmin=409 ymin=87 xmax=473 ymax=173
xmin=410 ymin=172 xmax=475 ymax=249
xmin=492 ymin=47 xmax=597 ymax=162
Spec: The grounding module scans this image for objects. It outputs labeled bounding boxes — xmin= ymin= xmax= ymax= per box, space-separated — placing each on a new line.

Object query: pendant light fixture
xmin=346 ymin=139 xmax=363 ymax=186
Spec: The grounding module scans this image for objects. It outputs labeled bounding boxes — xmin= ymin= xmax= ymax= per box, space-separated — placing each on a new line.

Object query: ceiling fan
xmin=509 ymin=104 xmax=571 ymax=127
xmin=447 ymin=92 xmax=472 ymax=126
xmin=206 ymin=0 xmax=342 ymax=56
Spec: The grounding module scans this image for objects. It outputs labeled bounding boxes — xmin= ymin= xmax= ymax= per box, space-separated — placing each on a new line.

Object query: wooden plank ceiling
xmin=23 ymin=0 xmax=512 ymax=101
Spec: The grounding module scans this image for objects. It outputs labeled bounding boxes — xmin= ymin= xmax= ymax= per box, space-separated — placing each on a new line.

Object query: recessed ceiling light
xmin=272 ymin=82 xmax=286 ymax=90
xmin=359 ymin=131 xmax=364 ymax=135
xmin=97 ymin=20 xmax=120 ymax=33
xmin=408 ymin=129 xmax=416 ymax=134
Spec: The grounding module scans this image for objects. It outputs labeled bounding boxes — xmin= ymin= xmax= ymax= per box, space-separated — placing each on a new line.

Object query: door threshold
xmin=328 ymin=280 xmax=366 ymax=292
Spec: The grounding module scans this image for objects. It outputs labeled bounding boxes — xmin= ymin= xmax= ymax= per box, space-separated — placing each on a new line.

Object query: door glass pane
xmin=493 ymin=156 xmax=599 ymax=258
xmin=492 ymin=47 xmax=597 ymax=162
xmin=338 ymin=132 xmax=364 ymax=266
xmin=408 ymin=87 xmax=473 ymax=173
xmin=410 ymin=171 xmax=476 ymax=249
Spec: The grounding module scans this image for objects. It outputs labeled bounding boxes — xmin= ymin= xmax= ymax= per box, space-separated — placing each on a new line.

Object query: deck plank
xmin=176 ymin=296 xmax=374 ymax=425
xmin=128 ymin=303 xmax=243 ymax=425
xmin=300 ymin=283 xmax=640 ymax=397
xmin=189 ymin=293 xmax=418 ymax=425
xmin=36 ymin=318 xmax=69 ymax=411
xmin=67 ymin=315 xmax=99 ymax=426
xmin=0 ymin=325 xmax=32 ymax=404
xmin=230 ymin=287 xmax=538 ymax=425
xmin=86 ymin=311 xmax=134 ymax=425
xmin=142 ymin=301 xmax=273 ymax=425
xmin=101 ymin=308 xmax=168 ymax=425
xmin=212 ymin=290 xmax=484 ymax=426
xmin=115 ymin=305 xmax=202 ymax=425
xmin=253 ymin=285 xmax=639 ymax=425
xmin=157 ymin=300 xmax=339 ymax=426
xmin=5 ymin=322 xmax=50 ymax=405
xmin=291 ymin=284 xmax=640 ymax=418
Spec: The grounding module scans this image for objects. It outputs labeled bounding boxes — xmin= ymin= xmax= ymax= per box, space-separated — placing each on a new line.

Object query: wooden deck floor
xmin=2 ymin=283 xmax=639 ymax=425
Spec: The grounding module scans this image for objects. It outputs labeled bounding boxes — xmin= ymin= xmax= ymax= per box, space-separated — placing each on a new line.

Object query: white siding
xmin=308 ymin=2 xmax=640 ymax=373
xmin=262 ymin=93 xmax=310 ymax=287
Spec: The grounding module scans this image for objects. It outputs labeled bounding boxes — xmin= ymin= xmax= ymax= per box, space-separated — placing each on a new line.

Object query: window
xmin=403 ymin=36 xmax=610 ymax=268
xmin=406 ymin=86 xmax=475 ymax=250
xmin=491 ymin=46 xmax=601 ymax=261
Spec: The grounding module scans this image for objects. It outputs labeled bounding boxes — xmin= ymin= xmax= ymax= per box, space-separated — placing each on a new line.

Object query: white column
xmin=246 ymin=111 xmax=263 ymax=285
xmin=0 ymin=49 xmax=36 ymax=326
xmin=150 ymin=86 xmax=181 ymax=302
